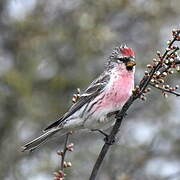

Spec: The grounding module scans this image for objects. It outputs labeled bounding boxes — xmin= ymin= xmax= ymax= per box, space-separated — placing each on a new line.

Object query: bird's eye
xmin=119 ymin=57 xmax=130 ymax=62
xmin=116 ymin=57 xmax=125 ymax=63
xmin=123 ymin=57 xmax=129 ymax=61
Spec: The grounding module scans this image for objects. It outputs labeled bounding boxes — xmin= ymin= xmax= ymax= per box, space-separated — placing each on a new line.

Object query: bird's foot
xmin=91 ymin=129 xmax=115 ymax=145
xmin=104 ymin=135 xmax=116 ymax=145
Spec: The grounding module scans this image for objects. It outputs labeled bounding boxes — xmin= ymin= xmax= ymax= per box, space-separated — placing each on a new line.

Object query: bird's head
xmin=107 ymin=44 xmax=136 ymax=71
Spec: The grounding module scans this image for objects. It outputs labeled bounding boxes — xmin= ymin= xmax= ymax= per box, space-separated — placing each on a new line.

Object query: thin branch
xmin=150 ymin=83 xmax=180 ymax=96
xmin=89 ymin=29 xmax=180 ymax=180
xmin=54 ymin=132 xmax=73 ymax=180
xmin=61 ymin=133 xmax=70 ymax=171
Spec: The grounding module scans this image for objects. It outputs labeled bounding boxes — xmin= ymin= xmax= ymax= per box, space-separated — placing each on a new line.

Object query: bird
xmin=22 ymin=44 xmax=136 ymax=152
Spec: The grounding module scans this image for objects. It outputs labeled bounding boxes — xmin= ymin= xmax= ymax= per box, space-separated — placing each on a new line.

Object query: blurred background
xmin=0 ymin=0 xmax=180 ymax=180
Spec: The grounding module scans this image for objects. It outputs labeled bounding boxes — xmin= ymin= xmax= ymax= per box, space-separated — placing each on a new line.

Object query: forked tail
xmin=22 ymin=128 xmax=60 ymax=152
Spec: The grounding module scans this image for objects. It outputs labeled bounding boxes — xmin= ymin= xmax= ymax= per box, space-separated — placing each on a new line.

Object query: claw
xmin=91 ymin=129 xmax=115 ymax=145
xmin=104 ymin=136 xmax=116 ymax=145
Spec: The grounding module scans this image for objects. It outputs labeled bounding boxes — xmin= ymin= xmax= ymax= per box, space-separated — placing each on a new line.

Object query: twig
xmin=53 ymin=89 xmax=79 ymax=180
xmin=89 ymin=29 xmax=180 ymax=180
xmin=61 ymin=133 xmax=70 ymax=171
xmin=150 ymin=83 xmax=180 ymax=96
xmin=54 ymin=132 xmax=73 ymax=180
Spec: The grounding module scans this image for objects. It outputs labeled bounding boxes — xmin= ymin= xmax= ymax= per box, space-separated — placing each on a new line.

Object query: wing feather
xmin=44 ymin=72 xmax=110 ymax=131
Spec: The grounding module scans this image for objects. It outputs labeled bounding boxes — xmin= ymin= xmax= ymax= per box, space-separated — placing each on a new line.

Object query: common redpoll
xmin=22 ymin=44 xmax=136 ymax=151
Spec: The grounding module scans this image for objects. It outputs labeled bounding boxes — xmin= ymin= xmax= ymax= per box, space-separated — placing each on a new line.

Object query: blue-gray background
xmin=0 ymin=0 xmax=180 ymax=179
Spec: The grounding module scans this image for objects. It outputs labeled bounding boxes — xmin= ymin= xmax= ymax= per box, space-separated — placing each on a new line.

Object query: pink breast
xmin=93 ymin=72 xmax=134 ymax=112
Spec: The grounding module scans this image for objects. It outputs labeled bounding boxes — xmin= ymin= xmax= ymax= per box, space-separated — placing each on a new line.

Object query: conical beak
xmin=126 ymin=60 xmax=136 ymax=68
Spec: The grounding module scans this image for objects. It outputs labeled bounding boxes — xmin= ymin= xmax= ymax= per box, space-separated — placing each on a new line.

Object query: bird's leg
xmin=91 ymin=129 xmax=108 ymax=137
xmin=91 ymin=129 xmax=115 ymax=145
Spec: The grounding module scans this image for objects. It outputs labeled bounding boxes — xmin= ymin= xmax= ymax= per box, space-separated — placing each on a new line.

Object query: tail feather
xmin=44 ymin=118 xmax=63 ymax=132
xmin=22 ymin=128 xmax=60 ymax=152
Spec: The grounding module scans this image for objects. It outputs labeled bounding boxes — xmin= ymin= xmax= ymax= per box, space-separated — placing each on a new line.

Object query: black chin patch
xmin=126 ymin=66 xmax=133 ymax=71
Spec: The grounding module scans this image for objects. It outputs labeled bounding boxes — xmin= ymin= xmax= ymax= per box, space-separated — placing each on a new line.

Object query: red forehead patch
xmin=120 ymin=47 xmax=135 ymax=57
